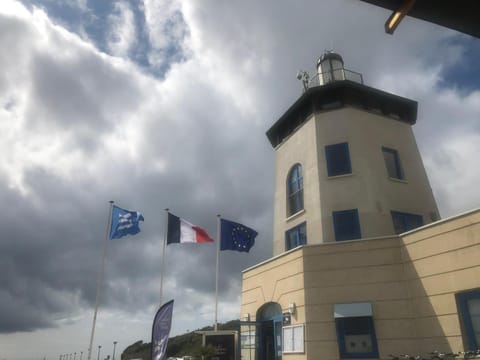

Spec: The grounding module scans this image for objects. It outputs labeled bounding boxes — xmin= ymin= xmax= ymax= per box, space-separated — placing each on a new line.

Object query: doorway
xmin=257 ymin=303 xmax=283 ymax=360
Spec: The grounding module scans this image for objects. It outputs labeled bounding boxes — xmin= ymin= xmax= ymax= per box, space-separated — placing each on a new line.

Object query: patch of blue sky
xmin=17 ymin=0 xmax=188 ymax=78
xmin=18 ymin=0 xmax=89 ymax=30
xmin=437 ymin=35 xmax=480 ymax=94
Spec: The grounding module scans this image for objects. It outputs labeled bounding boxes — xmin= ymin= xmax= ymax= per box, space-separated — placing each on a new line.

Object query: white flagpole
xmin=214 ymin=214 xmax=221 ymax=331
xmin=87 ymin=201 xmax=114 ymax=360
xmin=159 ymin=208 xmax=169 ymax=307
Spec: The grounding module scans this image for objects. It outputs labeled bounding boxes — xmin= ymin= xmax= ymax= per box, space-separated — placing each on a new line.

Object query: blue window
xmin=325 ymin=142 xmax=352 ymax=177
xmin=287 ymin=164 xmax=304 ymax=216
xmin=336 ymin=316 xmax=379 ymax=358
xmin=333 ymin=209 xmax=361 ymax=241
xmin=391 ymin=211 xmax=423 ymax=234
xmin=457 ymin=290 xmax=480 ymax=350
xmin=382 ymin=147 xmax=404 ymax=179
xmin=285 ymin=222 xmax=306 ymax=251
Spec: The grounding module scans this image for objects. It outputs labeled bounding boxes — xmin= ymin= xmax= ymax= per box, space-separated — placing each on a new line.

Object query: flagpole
xmin=214 ymin=214 xmax=221 ymax=331
xmin=159 ymin=208 xmax=169 ymax=307
xmin=87 ymin=201 xmax=114 ymax=360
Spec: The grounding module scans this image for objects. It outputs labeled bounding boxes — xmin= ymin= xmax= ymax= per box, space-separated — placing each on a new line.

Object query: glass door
xmin=239 ymin=321 xmax=260 ymax=360
xmin=274 ymin=319 xmax=283 ymax=360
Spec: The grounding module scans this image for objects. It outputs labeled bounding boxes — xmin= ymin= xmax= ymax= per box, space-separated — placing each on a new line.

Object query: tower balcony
xmin=308 ymin=68 xmax=364 ymax=88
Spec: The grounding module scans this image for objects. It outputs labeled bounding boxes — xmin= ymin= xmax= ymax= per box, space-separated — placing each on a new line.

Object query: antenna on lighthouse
xmin=296 ymin=70 xmax=310 ymax=92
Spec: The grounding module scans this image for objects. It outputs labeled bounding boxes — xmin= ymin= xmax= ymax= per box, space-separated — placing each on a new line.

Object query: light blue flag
xmin=109 ymin=205 xmax=145 ymax=240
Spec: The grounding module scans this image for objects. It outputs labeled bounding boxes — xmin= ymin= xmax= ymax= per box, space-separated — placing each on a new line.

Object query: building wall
xmin=402 ymin=209 xmax=480 ymax=353
xmin=273 ymin=115 xmax=323 ymax=256
xmin=241 ymin=248 xmax=306 ymax=323
xmin=315 ymin=107 xmax=439 ymax=243
xmin=241 ymin=209 xmax=480 ymax=360
xmin=303 ymin=236 xmax=413 ymax=360
xmin=272 ymin=106 xmax=439 ymax=256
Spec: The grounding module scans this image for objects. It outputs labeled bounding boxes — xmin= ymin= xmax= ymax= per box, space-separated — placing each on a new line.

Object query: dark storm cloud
xmin=25 ymin=50 xmax=147 ymax=154
xmin=0 ymin=2 xmax=274 ymax=335
xmin=0 ymin=167 xmax=107 ymax=332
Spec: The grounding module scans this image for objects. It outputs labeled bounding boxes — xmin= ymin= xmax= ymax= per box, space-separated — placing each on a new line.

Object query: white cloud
xmin=142 ymin=0 xmax=190 ymax=70
xmin=107 ymin=1 xmax=136 ymax=58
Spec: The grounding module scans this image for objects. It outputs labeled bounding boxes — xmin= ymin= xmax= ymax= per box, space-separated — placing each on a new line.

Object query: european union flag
xmin=220 ymin=218 xmax=258 ymax=252
xmin=109 ymin=205 xmax=145 ymax=240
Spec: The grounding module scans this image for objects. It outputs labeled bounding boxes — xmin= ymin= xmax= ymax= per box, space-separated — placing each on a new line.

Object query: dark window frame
xmin=336 ymin=316 xmax=379 ymax=359
xmin=287 ymin=164 xmax=304 ymax=216
xmin=285 ymin=222 xmax=307 ymax=251
xmin=390 ymin=210 xmax=423 ymax=234
xmin=382 ymin=146 xmax=404 ymax=180
xmin=332 ymin=209 xmax=362 ymax=241
xmin=456 ymin=289 xmax=480 ymax=350
xmin=325 ymin=142 xmax=352 ymax=177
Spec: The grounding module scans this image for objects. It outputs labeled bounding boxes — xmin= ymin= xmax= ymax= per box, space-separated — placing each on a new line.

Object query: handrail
xmin=307 ymin=68 xmax=363 ymax=88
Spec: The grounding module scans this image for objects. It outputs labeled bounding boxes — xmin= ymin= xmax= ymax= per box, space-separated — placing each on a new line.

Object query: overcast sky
xmin=1 ymin=1 xmax=479 ymax=359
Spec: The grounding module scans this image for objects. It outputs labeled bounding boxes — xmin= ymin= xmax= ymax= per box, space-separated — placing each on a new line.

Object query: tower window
xmin=333 ymin=209 xmax=361 ymax=241
xmin=391 ymin=211 xmax=423 ymax=234
xmin=287 ymin=164 xmax=304 ymax=216
xmin=456 ymin=289 xmax=480 ymax=351
xmin=382 ymin=147 xmax=404 ymax=180
xmin=325 ymin=142 xmax=352 ymax=177
xmin=335 ymin=316 xmax=379 ymax=358
xmin=285 ymin=222 xmax=306 ymax=251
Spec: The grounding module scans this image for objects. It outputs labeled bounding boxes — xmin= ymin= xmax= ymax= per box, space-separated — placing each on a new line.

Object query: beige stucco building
xmin=239 ymin=53 xmax=480 ymax=360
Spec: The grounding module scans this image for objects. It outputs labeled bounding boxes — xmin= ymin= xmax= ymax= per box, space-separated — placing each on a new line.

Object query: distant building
xmin=239 ymin=52 xmax=480 ymax=360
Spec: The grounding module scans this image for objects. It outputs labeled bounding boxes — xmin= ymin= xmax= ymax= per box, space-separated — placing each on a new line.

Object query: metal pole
xmin=214 ymin=214 xmax=221 ymax=331
xmin=159 ymin=208 xmax=169 ymax=306
xmin=97 ymin=346 xmax=101 ymax=360
xmin=87 ymin=201 xmax=114 ymax=360
xmin=74 ymin=353 xmax=76 ymax=360
xmin=112 ymin=341 xmax=117 ymax=360
xmin=80 ymin=352 xmax=83 ymax=360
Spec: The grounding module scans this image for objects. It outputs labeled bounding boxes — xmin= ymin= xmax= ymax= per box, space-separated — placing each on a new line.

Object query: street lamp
xmin=74 ymin=352 xmax=77 ymax=360
xmin=80 ymin=351 xmax=83 ymax=360
xmin=97 ymin=346 xmax=102 ymax=360
xmin=112 ymin=341 xmax=118 ymax=360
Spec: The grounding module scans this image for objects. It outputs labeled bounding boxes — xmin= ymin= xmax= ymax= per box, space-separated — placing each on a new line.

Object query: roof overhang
xmin=266 ymin=81 xmax=417 ymax=148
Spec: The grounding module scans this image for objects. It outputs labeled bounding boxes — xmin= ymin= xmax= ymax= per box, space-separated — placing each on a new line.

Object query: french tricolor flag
xmin=166 ymin=212 xmax=214 ymax=244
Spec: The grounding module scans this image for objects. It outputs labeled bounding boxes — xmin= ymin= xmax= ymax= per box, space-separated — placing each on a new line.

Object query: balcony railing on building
xmin=299 ymin=67 xmax=364 ymax=91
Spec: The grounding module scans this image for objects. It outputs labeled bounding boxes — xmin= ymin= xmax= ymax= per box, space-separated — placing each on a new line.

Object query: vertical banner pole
xmin=159 ymin=208 xmax=169 ymax=307
xmin=214 ymin=214 xmax=221 ymax=331
xmin=87 ymin=201 xmax=114 ymax=360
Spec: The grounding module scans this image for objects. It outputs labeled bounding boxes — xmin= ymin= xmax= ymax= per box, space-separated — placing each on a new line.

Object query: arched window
xmin=257 ymin=302 xmax=282 ymax=320
xmin=287 ymin=164 xmax=303 ymax=216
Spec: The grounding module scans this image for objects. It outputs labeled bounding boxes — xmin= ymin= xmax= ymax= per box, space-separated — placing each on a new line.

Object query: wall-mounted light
xmin=288 ymin=303 xmax=296 ymax=315
xmin=385 ymin=0 xmax=416 ymax=34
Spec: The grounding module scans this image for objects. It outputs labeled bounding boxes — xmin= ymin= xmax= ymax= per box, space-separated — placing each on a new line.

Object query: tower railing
xmin=307 ymin=68 xmax=364 ymax=88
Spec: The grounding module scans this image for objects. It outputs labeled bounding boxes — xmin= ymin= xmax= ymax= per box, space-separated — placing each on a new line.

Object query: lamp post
xmin=97 ymin=346 xmax=102 ymax=360
xmin=80 ymin=351 xmax=83 ymax=360
xmin=112 ymin=341 xmax=117 ymax=360
xmin=74 ymin=352 xmax=77 ymax=360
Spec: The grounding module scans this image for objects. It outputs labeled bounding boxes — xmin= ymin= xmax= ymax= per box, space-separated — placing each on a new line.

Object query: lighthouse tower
xmin=268 ymin=51 xmax=439 ymax=256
